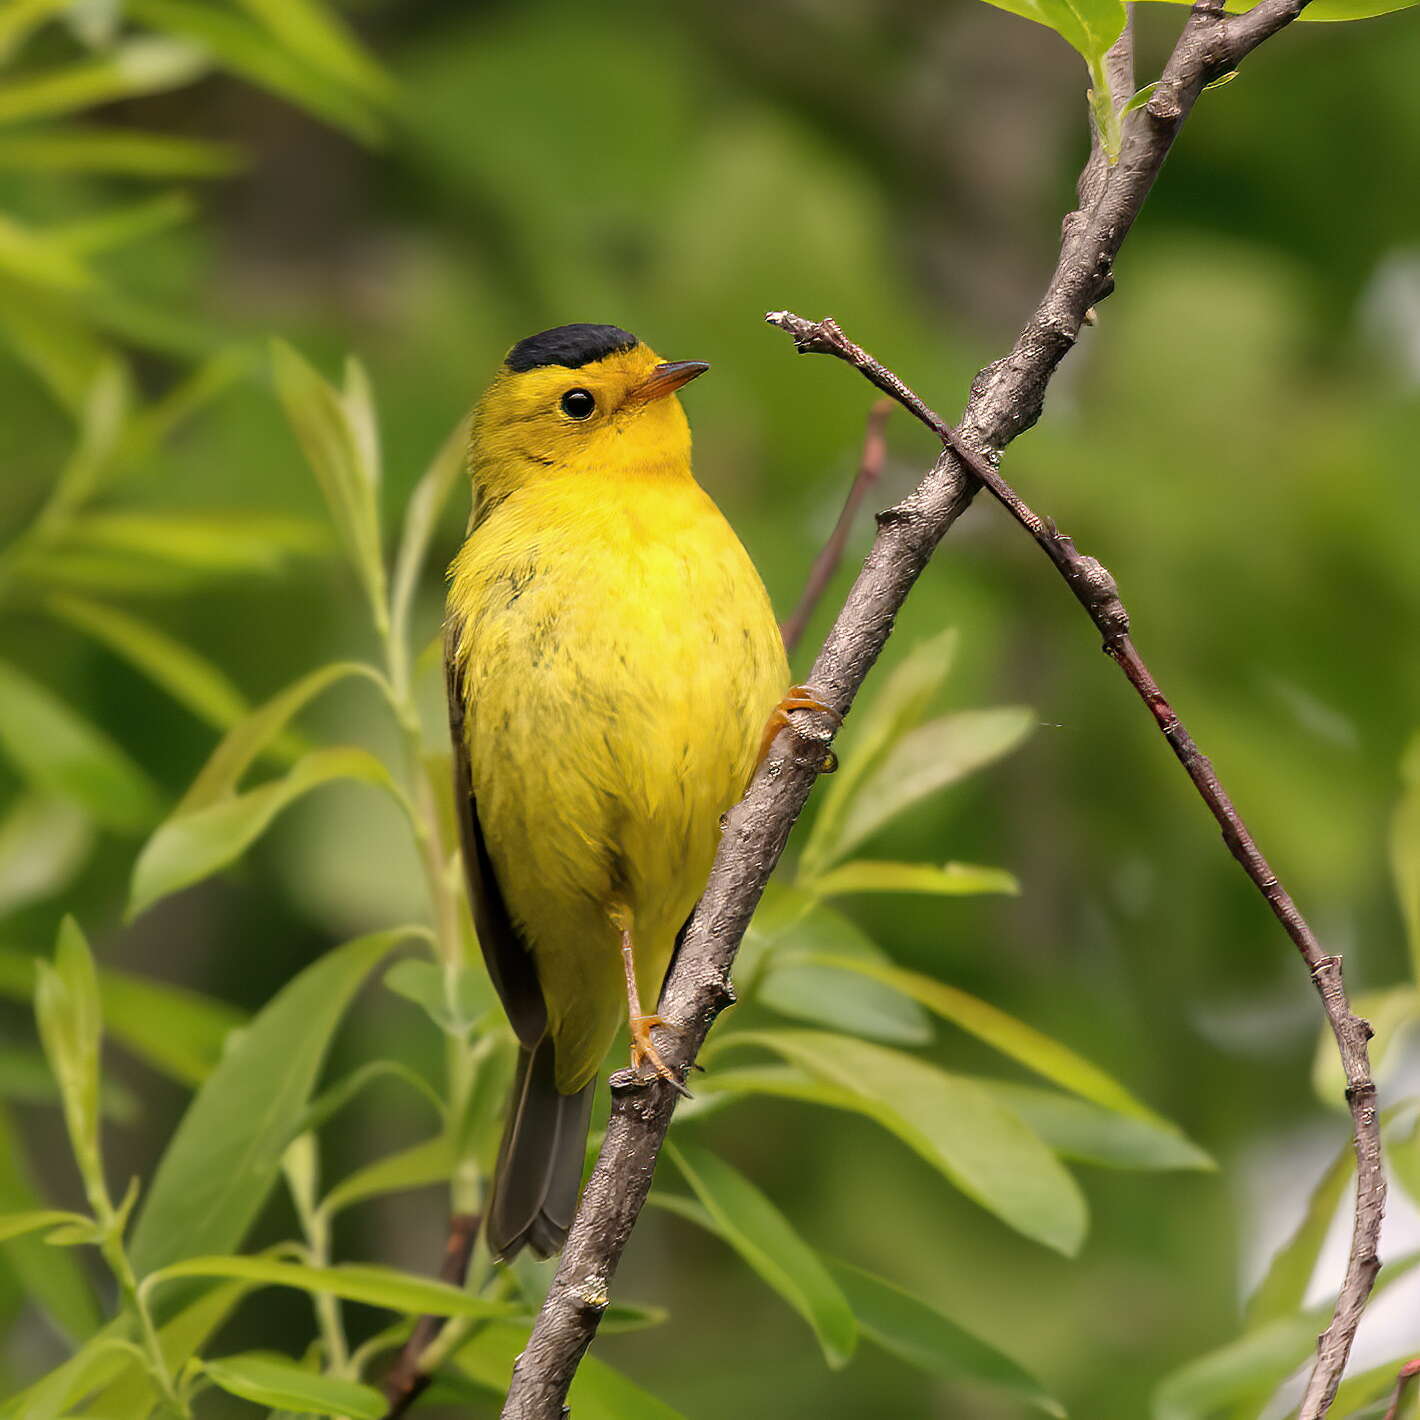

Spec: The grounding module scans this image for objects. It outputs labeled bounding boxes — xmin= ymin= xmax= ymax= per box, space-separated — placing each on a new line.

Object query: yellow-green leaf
xmin=810 ymin=859 xmax=1020 ymax=898
xmin=202 ymin=1353 xmax=387 ymax=1418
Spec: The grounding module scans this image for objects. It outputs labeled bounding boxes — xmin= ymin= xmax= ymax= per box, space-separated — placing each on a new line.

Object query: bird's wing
xmin=444 ymin=617 xmax=548 ymax=1048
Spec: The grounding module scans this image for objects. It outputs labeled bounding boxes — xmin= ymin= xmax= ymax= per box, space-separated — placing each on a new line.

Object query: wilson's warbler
xmin=445 ymin=324 xmax=824 ymax=1259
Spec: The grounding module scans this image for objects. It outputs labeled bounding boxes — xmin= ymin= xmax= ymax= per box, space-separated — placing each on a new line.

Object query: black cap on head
xmin=504 ymin=324 xmax=639 ymax=374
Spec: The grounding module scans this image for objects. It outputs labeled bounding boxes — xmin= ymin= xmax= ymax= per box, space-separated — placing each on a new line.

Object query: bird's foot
xmin=629 ymin=1014 xmax=692 ymax=1098
xmin=758 ymin=684 xmax=842 ymax=768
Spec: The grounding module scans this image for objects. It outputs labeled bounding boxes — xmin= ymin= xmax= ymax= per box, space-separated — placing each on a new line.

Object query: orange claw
xmin=758 ymin=683 xmax=842 ymax=766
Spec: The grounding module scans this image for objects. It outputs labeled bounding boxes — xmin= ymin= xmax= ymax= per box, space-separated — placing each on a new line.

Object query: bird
xmin=445 ymin=323 xmax=826 ymax=1260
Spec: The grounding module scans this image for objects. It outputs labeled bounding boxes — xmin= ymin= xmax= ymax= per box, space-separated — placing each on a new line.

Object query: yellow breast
xmin=448 ymin=469 xmax=786 ymax=1090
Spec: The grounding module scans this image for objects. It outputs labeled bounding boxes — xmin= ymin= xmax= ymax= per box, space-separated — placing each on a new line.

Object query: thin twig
xmin=500 ymin=2 xmax=1324 ymax=1414
xmin=763 ymin=304 xmax=1383 ymax=1420
xmin=780 ymin=399 xmax=893 ymax=656
xmin=1384 ymin=1360 xmax=1420 ymax=1420
xmin=379 ymin=1211 xmax=479 ymax=1420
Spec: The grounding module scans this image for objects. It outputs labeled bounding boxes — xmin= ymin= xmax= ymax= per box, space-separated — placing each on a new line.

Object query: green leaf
xmin=46 ymin=594 xmax=249 ymax=732
xmin=0 ymin=37 xmax=210 ymax=125
xmin=800 ymin=628 xmax=958 ymax=876
xmin=0 ymin=126 xmax=245 ymax=177
xmin=1245 ymin=1135 xmax=1353 ymax=1330
xmin=296 ymin=1059 xmax=445 ymax=1136
xmin=1389 ymin=1111 xmax=1420 ymax=1216
xmin=0 ymin=944 xmax=241 ymax=1088
xmin=230 ymin=0 xmax=394 ymax=103
xmin=124 ymin=0 xmax=383 ymax=143
xmin=0 ymin=1102 xmax=100 ymax=1343
xmin=84 ymin=1281 xmax=249 ymax=1418
xmin=384 ymin=958 xmax=491 ymax=1037
xmin=1152 ymin=1311 xmax=1325 ymax=1420
xmin=669 ymin=1141 xmax=857 ymax=1369
xmin=47 ymin=191 xmax=195 ymax=257
xmin=0 ymin=214 xmax=93 ymax=292
xmin=455 ymin=1324 xmax=688 ymax=1420
xmin=728 ymin=1031 xmax=1086 ymax=1255
xmin=146 ymin=1255 xmax=518 ymax=1319
xmin=201 ymin=1353 xmax=387 ymax=1418
xmin=130 ymin=745 xmax=404 ymax=917
xmin=271 ymin=341 xmax=388 ymax=628
xmin=830 ymin=1260 xmax=1065 ymax=1416
xmin=1395 ymin=731 xmax=1420 ymax=984
xmin=0 ymin=1209 xmax=92 ymax=1244
xmin=811 ymin=859 xmax=1020 ymax=898
xmin=978 ymin=0 xmax=1126 ymax=67
xmin=0 ymin=0 xmax=71 ymax=63
xmin=318 ymin=1134 xmax=454 ymax=1220
xmin=0 ymin=791 xmax=92 ymax=916
xmin=129 ymin=929 xmax=407 ymax=1276
xmin=33 ymin=918 xmax=103 ymax=1187
xmin=62 ymin=511 xmax=327 ymax=578
xmin=980 ymin=1082 xmax=1213 ymax=1172
xmin=793 ymin=952 xmax=1162 ymax=1124
xmin=389 ymin=418 xmax=469 ymax=674
xmin=755 ymin=904 xmax=931 ymax=1045
xmin=815 ymin=706 xmax=1036 ymax=869
xmin=0 ymin=659 xmax=158 ymax=832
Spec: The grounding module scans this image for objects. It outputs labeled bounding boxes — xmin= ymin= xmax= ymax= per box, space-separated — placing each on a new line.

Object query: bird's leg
xmin=618 ymin=924 xmax=691 ymax=1097
xmin=758 ymin=683 xmax=842 ymax=769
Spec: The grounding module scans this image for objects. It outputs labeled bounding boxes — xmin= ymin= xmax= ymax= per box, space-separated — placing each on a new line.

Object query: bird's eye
xmin=560 ymin=388 xmax=596 ymax=420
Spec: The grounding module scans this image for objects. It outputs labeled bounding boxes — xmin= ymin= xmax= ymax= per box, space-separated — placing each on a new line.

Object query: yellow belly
xmin=449 ymin=473 xmax=787 ymax=1092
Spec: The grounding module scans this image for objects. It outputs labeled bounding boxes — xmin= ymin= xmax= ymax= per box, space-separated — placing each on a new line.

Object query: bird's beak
xmin=627 ymin=360 xmax=710 ymax=404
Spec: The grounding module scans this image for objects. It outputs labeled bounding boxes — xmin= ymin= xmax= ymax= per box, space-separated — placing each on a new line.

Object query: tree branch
xmin=764 ymin=307 xmax=1382 ymax=1420
xmin=500 ymin=2 xmax=1332 ymax=1414
xmin=780 ymin=398 xmax=893 ymax=656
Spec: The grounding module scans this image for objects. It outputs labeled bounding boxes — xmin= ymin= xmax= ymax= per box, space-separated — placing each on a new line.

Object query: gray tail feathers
xmin=486 ymin=1036 xmax=595 ymax=1261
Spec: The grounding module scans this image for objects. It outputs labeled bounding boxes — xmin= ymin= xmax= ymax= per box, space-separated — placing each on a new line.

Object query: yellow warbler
xmin=445 ymin=324 xmax=819 ymax=1259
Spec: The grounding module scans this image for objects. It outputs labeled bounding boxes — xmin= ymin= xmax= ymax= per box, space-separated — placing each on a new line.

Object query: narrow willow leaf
xmin=0 ymin=1102 xmax=100 ymax=1342
xmin=830 ymin=1261 xmax=1065 ymax=1416
xmin=0 ymin=0 xmax=71 ymax=63
xmin=1151 ymin=1311 xmax=1325 ymax=1420
xmin=0 ymin=37 xmax=210 ymax=125
xmin=202 ymin=1354 xmax=387 ymax=1418
xmin=756 ymin=902 xmax=931 ymax=1045
xmin=147 ymin=1255 xmax=518 ymax=1319
xmin=383 ymin=958 xmax=491 ymax=1037
xmin=0 ymin=1209 xmax=92 ymax=1243
xmin=46 ymin=594 xmax=249 ymax=732
xmin=1245 ymin=1136 xmax=1353 ymax=1330
xmin=48 ymin=191 xmax=195 ymax=257
xmin=799 ymin=628 xmax=958 ymax=875
xmin=795 ymin=952 xmax=1161 ymax=1124
xmin=1326 ymin=1353 xmax=1420 ymax=1418
xmin=0 ymin=126 xmax=245 ymax=177
xmin=129 ymin=744 xmax=403 ymax=916
xmin=981 ymin=1082 xmax=1213 ymax=1172
xmin=64 ymin=511 xmax=327 ymax=576
xmin=824 ymin=706 xmax=1036 ymax=866
xmin=318 ymin=1134 xmax=454 ymax=1220
xmin=0 ymin=659 xmax=158 ymax=831
xmin=231 ymin=0 xmax=394 ymax=102
xmin=2 ymin=1317 xmax=146 ymax=1420
xmin=0 ymin=213 xmax=93 ymax=291
xmin=455 ymin=1324 xmax=688 ymax=1420
xmin=669 ymin=1142 xmax=857 ymax=1369
xmin=296 ymin=1059 xmax=445 ymax=1136
xmin=124 ymin=0 xmax=382 ymax=143
xmin=33 ymin=918 xmax=103 ymax=1185
xmin=130 ymin=929 xmax=409 ymax=1276
xmin=0 ymin=791 xmax=91 ymax=915
xmin=176 ymin=660 xmax=386 ymax=814
xmin=1395 ymin=732 xmax=1420 ymax=984
xmin=978 ymin=0 xmax=1126 ymax=66
xmin=0 ymin=945 xmax=241 ymax=1088
xmin=271 ymin=340 xmax=388 ymax=626
xmin=730 ymin=1031 xmax=1086 ymax=1255
xmin=85 ymin=1281 xmax=249 ymax=1418
xmin=810 ymin=859 xmax=1020 ymax=898
xmin=0 ymin=274 xmax=111 ymax=415
xmin=389 ymin=418 xmax=469 ymax=664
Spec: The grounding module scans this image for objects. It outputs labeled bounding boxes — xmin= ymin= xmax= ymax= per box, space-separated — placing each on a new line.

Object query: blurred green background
xmin=3 ymin=0 xmax=1420 ymax=1416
